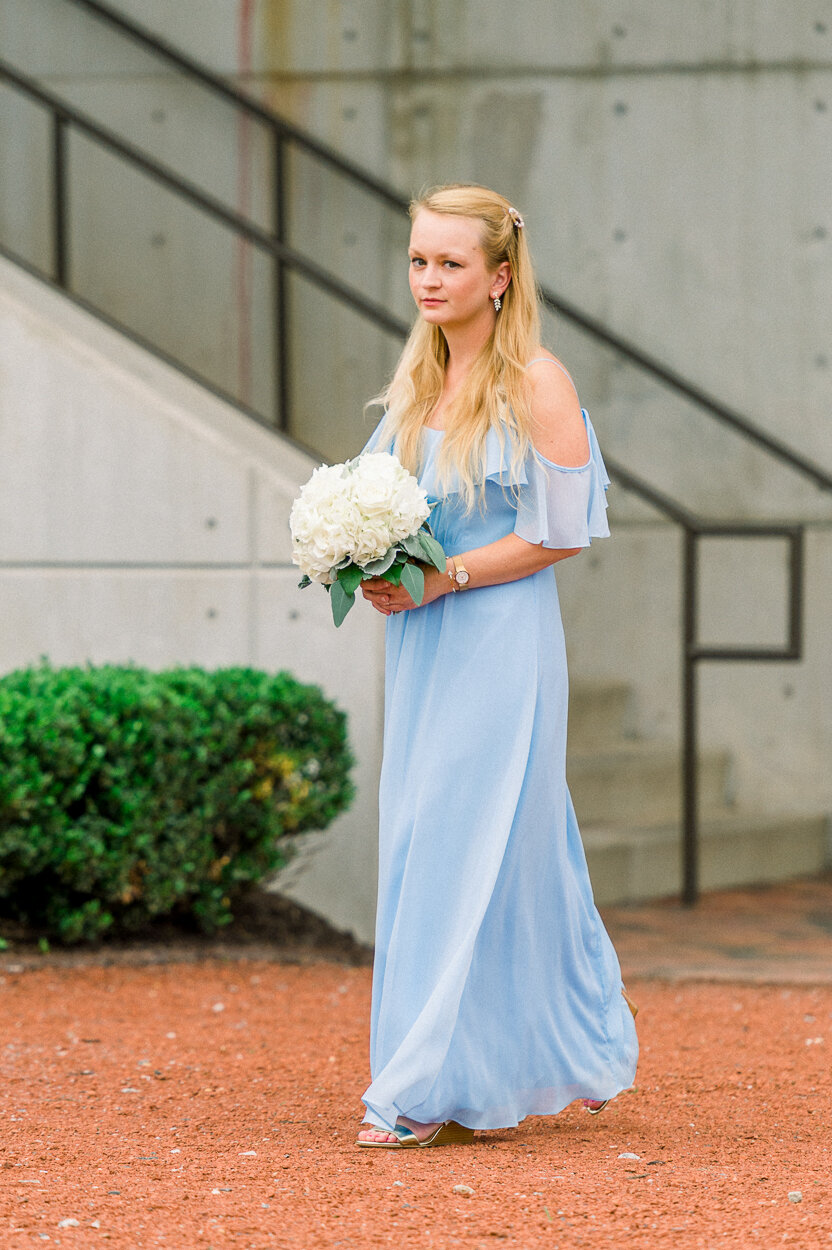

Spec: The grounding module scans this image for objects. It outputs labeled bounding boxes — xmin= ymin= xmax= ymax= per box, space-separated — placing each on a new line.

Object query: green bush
xmin=0 ymin=663 xmax=354 ymax=944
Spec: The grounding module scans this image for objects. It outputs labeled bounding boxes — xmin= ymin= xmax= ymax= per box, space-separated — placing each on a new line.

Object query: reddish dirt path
xmin=2 ymin=962 xmax=831 ymax=1248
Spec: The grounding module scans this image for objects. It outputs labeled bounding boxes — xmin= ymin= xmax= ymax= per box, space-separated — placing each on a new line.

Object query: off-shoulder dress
xmin=360 ymin=366 xmax=638 ymax=1132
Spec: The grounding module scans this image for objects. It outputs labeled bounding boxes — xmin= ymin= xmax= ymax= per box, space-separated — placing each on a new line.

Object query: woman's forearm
xmin=445 ymin=532 xmax=581 ymax=591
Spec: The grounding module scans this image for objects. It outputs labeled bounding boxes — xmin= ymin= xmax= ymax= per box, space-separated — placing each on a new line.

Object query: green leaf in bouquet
xmin=382 ymin=562 xmax=405 ymax=587
xmin=362 ymin=547 xmax=399 ymax=577
xmin=400 ymin=534 xmax=426 ymax=561
xmin=418 ymin=529 xmax=447 ymax=572
xmin=337 ymin=564 xmax=364 ymax=596
xmin=297 ymin=575 xmax=312 ymax=589
xmin=329 ymin=579 xmax=355 ymax=627
xmin=400 ymin=561 xmax=425 ymax=605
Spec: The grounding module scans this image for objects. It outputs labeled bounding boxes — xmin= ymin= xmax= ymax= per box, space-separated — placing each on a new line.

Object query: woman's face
xmin=408 ymin=209 xmax=508 ymax=334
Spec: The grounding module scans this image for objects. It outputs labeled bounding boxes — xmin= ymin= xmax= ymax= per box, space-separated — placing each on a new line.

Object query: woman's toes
xmin=358 ymin=1127 xmax=397 ymax=1143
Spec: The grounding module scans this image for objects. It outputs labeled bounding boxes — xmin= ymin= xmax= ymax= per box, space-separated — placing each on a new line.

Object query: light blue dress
xmin=360 ymin=370 xmax=638 ymax=1132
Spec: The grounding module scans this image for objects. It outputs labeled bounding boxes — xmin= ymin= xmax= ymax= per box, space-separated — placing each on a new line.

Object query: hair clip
xmin=508 ymin=207 xmax=525 ymax=229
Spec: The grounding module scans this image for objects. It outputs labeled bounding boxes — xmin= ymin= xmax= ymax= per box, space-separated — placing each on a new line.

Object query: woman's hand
xmin=361 ymin=563 xmax=451 ymax=616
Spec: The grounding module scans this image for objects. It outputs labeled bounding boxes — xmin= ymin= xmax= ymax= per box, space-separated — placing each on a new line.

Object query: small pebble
xmin=618 ymin=1152 xmax=641 ymax=1160
xmin=452 ymin=1184 xmax=474 ymax=1197
xmin=240 ymin=1151 xmax=257 ymax=1157
xmin=788 ymin=1191 xmax=802 ymax=1203
xmin=212 ymin=1002 xmax=225 ymax=1013
xmin=58 ymin=1219 xmax=80 ymax=1228
xmin=393 ymin=1181 xmax=404 ymax=1187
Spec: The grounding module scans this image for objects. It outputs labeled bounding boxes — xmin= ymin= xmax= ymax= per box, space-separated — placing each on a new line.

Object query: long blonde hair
xmin=371 ymin=183 xmax=543 ymax=510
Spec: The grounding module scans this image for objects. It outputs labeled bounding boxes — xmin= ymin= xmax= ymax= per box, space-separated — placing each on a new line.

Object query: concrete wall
xmin=0 ymin=253 xmax=385 ymax=943
xmin=0 ymin=1 xmax=830 ymax=926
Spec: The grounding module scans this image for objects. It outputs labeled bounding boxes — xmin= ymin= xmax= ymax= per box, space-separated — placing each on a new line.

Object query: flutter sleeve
xmin=513 ymin=410 xmax=611 ymax=549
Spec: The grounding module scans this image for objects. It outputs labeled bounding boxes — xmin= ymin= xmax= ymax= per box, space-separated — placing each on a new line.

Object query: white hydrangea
xmin=290 ymin=452 xmax=430 ymax=584
xmin=289 ymin=462 xmax=360 ymax=584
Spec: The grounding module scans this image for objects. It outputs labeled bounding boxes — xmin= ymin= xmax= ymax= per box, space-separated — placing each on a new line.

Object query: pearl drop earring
xmin=493 ymin=295 xmax=502 ymax=312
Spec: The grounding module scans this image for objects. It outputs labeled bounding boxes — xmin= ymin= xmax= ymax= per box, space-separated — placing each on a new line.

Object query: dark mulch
xmin=0 ymin=888 xmax=373 ymax=972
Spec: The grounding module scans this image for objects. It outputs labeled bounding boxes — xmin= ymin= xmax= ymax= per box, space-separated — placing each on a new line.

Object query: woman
xmin=356 ymin=184 xmax=638 ymax=1148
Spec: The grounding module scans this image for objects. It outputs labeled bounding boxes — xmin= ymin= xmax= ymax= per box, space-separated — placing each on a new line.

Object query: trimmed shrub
xmin=0 ymin=663 xmax=354 ymax=943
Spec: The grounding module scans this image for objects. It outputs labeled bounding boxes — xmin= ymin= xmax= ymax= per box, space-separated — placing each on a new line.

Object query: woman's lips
xmin=421 ymin=298 xmax=444 ymax=306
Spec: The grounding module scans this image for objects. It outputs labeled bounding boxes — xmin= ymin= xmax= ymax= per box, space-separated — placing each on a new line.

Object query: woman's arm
xmin=361 ymin=536 xmax=580 ymax=615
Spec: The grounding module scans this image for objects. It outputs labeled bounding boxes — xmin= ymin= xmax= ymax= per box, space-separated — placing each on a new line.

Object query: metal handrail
xmin=63 ymin=0 xmax=409 ymax=211
xmin=52 ymin=0 xmax=832 ymax=494
xmin=0 ymin=4 xmax=816 ymax=904
xmin=0 ymin=61 xmax=410 ymax=345
xmin=603 ymin=462 xmax=806 ymax=903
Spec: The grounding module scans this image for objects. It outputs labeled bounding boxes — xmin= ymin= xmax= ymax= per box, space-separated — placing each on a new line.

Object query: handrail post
xmin=272 ymin=126 xmax=290 ymax=433
xmin=52 ymin=113 xmax=69 ymax=288
xmin=682 ymin=527 xmax=699 ymax=905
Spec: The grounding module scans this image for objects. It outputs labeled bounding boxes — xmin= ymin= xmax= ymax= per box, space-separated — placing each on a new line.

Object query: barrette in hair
xmin=508 ymin=207 xmax=525 ymax=229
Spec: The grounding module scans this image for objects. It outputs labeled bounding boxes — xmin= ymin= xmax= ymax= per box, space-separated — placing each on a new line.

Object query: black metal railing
xmin=608 ymin=463 xmax=806 ymax=901
xmin=0 ymin=58 xmax=409 ymax=450
xmin=23 ymin=0 xmax=832 ymax=494
xmin=1 ymin=0 xmax=829 ymax=905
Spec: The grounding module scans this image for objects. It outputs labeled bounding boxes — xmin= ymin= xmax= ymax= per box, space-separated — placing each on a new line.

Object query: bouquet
xmin=290 ymin=452 xmax=447 ymax=626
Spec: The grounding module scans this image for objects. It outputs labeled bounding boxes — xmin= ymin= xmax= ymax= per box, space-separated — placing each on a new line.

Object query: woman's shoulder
xmin=523 ymin=356 xmax=589 ymax=468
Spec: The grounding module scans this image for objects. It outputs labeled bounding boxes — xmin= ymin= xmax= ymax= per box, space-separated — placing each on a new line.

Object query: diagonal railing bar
xmin=0 ymin=60 xmax=410 ymax=342
xmin=64 ymin=0 xmax=409 ymax=211
xmin=53 ymin=0 xmax=832 ymax=496
xmin=541 ymin=291 xmax=832 ymax=493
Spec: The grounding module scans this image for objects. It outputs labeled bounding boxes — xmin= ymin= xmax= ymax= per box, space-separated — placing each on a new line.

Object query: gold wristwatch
xmin=448 ymin=556 xmax=470 ymax=591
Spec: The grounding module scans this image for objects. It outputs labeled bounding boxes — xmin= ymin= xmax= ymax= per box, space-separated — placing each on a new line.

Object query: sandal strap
xmin=389 ymin=1125 xmax=420 ymax=1145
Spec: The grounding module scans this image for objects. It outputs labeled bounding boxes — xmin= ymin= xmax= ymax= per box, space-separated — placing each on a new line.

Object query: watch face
xmin=456 ymin=570 xmax=470 ymax=585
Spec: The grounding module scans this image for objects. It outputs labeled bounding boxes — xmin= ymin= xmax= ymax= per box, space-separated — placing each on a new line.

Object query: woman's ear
xmin=491 ymin=261 xmax=511 ymax=298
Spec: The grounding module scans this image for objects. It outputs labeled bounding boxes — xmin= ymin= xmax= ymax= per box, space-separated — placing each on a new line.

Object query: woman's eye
xmin=444 ymin=261 xmax=460 ymax=269
xmin=410 ymin=257 xmax=425 ymax=268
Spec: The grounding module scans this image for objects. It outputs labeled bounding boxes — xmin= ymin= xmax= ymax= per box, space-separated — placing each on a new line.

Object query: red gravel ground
xmin=2 ymin=960 xmax=831 ymax=1248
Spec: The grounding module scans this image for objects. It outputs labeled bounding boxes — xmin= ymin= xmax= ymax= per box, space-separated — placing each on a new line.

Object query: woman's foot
xmin=357 ymin=1116 xmax=442 ymax=1145
xmin=582 ymin=1097 xmax=610 ymax=1114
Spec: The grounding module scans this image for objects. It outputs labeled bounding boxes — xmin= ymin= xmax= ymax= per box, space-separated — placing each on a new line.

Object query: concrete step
xmin=583 ymin=810 xmax=830 ymax=906
xmin=567 ymin=741 xmax=732 ymax=826
xmin=568 ymin=680 xmax=634 ymax=750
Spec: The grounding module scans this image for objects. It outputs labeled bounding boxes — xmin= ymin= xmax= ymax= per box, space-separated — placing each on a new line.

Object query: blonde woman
xmin=356 ymin=184 xmax=638 ymax=1148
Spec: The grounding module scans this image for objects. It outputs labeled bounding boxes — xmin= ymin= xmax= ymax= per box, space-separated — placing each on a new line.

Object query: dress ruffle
xmin=363 ymin=410 xmax=610 ymax=551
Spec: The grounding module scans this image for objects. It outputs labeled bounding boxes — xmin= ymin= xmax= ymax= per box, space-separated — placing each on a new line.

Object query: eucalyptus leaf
xmin=297 ymin=575 xmax=312 ymax=589
xmin=382 ymin=562 xmax=405 ymax=587
xmin=329 ymin=579 xmax=355 ymax=627
xmin=400 ymin=561 xmax=425 ymax=606
xmin=362 ymin=546 xmax=399 ymax=576
xmin=400 ymin=534 xmax=426 ymax=560
xmin=418 ymin=530 xmax=447 ymax=572
xmin=337 ymin=564 xmax=364 ymax=596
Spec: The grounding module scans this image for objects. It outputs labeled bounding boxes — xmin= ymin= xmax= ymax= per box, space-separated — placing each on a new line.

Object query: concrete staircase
xmin=568 ymin=681 xmax=829 ymax=905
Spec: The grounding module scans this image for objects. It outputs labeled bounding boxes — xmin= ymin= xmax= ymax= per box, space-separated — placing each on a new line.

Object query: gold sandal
xmin=356 ymin=1120 xmax=474 ymax=1149
xmin=583 ymin=988 xmax=639 ymax=1115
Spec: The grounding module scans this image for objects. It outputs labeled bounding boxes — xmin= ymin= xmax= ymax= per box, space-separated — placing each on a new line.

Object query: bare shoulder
xmin=525 ymin=355 xmax=590 ymax=467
